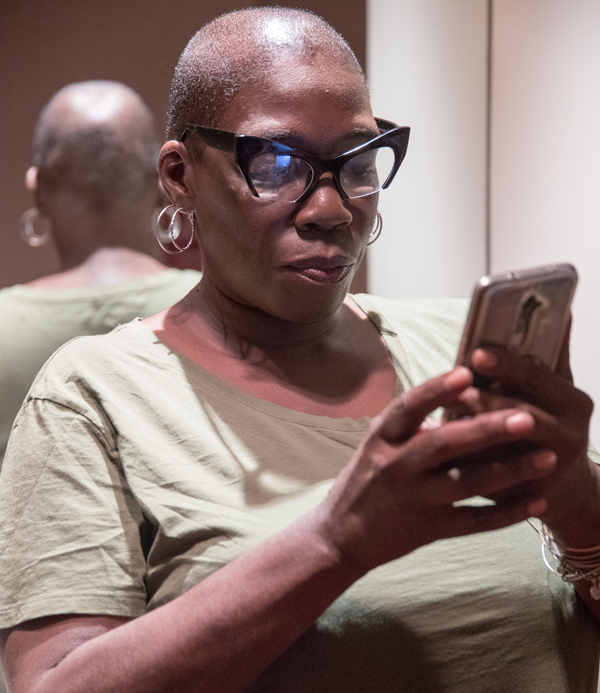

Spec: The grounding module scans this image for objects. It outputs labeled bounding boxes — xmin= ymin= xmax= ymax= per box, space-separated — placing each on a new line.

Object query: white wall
xmin=490 ymin=0 xmax=600 ymax=442
xmin=367 ymin=0 xmax=488 ymax=299
xmin=368 ymin=0 xmax=600 ymax=442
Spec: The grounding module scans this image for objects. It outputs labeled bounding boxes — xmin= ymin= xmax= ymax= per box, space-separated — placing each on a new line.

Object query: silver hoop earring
xmin=19 ymin=207 xmax=52 ymax=247
xmin=367 ymin=211 xmax=383 ymax=246
xmin=155 ymin=205 xmax=195 ymax=255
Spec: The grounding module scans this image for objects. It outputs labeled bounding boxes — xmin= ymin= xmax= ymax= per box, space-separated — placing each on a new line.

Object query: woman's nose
xmin=294 ymin=174 xmax=353 ymax=231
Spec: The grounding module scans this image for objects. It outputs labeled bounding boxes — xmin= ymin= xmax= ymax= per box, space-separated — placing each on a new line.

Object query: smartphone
xmin=452 ymin=262 xmax=578 ymax=393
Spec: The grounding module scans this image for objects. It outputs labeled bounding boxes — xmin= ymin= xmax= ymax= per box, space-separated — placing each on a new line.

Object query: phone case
xmin=455 ymin=263 xmax=578 ymax=373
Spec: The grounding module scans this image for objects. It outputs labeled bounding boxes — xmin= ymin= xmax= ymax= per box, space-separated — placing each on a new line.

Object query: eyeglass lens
xmin=247 ymin=147 xmax=396 ymax=202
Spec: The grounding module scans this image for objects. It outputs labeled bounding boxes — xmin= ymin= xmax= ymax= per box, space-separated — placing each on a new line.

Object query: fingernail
xmin=472 ymin=349 xmax=498 ymax=370
xmin=531 ymin=450 xmax=557 ymax=471
xmin=444 ymin=367 xmax=472 ymax=392
xmin=505 ymin=411 xmax=534 ymax=433
xmin=527 ymin=498 xmax=548 ymax=516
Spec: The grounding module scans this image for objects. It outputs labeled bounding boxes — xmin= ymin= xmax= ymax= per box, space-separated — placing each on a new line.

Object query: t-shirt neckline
xmin=127 ymin=294 xmax=412 ymax=430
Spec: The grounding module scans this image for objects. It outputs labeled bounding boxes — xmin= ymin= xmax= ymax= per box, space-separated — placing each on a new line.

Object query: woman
xmin=0 ymin=80 xmax=201 ymax=464
xmin=1 ymin=8 xmax=599 ymax=693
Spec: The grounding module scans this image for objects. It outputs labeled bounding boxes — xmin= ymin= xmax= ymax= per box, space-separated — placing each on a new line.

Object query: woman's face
xmin=188 ymin=58 xmax=379 ymax=323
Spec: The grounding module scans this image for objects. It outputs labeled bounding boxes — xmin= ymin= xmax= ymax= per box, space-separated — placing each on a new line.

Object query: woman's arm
xmin=1 ymin=520 xmax=363 ymax=693
xmin=1 ymin=367 xmax=557 ymax=693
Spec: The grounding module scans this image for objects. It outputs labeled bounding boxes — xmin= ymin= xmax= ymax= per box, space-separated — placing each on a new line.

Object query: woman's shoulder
xmin=42 ymin=318 xmax=150 ymax=359
xmin=27 ymin=320 xmax=164 ymax=399
xmin=351 ymin=293 xmax=469 ymax=333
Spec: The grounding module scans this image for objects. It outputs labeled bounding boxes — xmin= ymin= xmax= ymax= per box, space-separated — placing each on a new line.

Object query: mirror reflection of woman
xmin=0 ymin=80 xmax=201 ymax=464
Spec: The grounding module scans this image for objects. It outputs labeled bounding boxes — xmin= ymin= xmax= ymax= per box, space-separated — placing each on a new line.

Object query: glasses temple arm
xmin=180 ymin=125 xmax=236 ymax=151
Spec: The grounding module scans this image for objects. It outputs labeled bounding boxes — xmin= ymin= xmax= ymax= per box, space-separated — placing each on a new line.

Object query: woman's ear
xmin=25 ymin=166 xmax=38 ymax=193
xmin=158 ymin=141 xmax=196 ymax=210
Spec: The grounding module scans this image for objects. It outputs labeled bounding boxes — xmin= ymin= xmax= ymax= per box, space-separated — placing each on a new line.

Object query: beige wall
xmin=367 ymin=0 xmax=488 ymax=299
xmin=490 ymin=0 xmax=600 ymax=443
xmin=0 ymin=0 xmax=367 ymax=290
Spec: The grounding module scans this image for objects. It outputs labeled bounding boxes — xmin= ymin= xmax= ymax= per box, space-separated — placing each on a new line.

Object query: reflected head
xmin=33 ymin=80 xmax=160 ymax=215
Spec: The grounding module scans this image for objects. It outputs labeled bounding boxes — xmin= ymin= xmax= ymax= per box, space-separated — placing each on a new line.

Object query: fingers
xmin=374 ymin=367 xmax=472 ymax=443
xmin=425 ymin=449 xmax=556 ymax=506
xmin=323 ymin=385 xmax=559 ymax=570
xmin=442 ymin=494 xmax=549 ymax=538
xmin=457 ymin=344 xmax=596 ymax=533
xmin=427 ymin=457 xmax=554 ymax=539
xmin=470 ymin=346 xmax=593 ymax=419
xmin=360 ymin=407 xmax=549 ymax=512
xmin=383 ymin=407 xmax=558 ymax=513
xmin=398 ymin=408 xmax=536 ymax=474
xmin=455 ymin=383 xmax=587 ymax=461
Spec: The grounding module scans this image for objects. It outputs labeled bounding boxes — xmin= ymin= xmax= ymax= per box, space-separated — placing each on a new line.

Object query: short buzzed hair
xmin=166 ymin=7 xmax=366 ymax=140
xmin=33 ymin=80 xmax=160 ymax=215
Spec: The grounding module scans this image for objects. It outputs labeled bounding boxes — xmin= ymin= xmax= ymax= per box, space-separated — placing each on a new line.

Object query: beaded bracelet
xmin=539 ymin=522 xmax=600 ymax=600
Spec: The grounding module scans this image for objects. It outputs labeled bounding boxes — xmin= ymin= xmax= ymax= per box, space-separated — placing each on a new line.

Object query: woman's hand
xmin=314 ymin=366 xmax=558 ymax=573
xmin=460 ymin=344 xmax=600 ymax=548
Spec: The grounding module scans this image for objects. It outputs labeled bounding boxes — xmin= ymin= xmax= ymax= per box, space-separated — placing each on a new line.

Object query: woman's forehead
xmin=217 ymin=59 xmax=372 ymax=137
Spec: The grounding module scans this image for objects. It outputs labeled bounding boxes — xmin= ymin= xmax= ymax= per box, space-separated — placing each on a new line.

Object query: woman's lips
xmin=289 ymin=265 xmax=352 ymax=283
xmin=286 ymin=258 xmax=353 ymax=284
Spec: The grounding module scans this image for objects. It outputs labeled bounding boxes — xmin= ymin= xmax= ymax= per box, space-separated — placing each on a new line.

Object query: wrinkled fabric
xmin=0 ymin=268 xmax=201 ymax=463
xmin=0 ymin=294 xmax=598 ymax=692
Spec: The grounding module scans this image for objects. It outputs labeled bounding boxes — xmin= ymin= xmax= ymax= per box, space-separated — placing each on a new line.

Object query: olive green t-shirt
xmin=0 ymin=268 xmax=201 ymax=463
xmin=0 ymin=294 xmax=598 ymax=693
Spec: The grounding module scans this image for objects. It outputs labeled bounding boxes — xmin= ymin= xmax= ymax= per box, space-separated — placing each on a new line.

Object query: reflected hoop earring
xmin=19 ymin=207 xmax=52 ymax=247
xmin=367 ymin=211 xmax=383 ymax=246
xmin=155 ymin=204 xmax=195 ymax=255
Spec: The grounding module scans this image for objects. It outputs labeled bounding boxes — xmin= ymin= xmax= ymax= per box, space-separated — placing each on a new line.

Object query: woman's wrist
xmin=539 ymin=520 xmax=600 ymax=600
xmin=543 ymin=458 xmax=600 ymax=549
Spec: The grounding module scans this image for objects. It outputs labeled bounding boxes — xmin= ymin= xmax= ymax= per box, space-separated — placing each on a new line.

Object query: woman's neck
xmin=26 ymin=247 xmax=167 ymax=290
xmin=144 ymin=282 xmax=396 ymax=419
xmin=168 ymin=278 xmax=349 ymax=355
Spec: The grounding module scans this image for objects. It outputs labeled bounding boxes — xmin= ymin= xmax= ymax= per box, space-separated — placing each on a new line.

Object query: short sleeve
xmin=0 ymin=397 xmax=148 ymax=628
